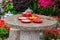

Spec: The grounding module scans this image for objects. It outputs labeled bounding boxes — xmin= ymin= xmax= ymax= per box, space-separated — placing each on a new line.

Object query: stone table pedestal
xmin=4 ymin=14 xmax=57 ymax=40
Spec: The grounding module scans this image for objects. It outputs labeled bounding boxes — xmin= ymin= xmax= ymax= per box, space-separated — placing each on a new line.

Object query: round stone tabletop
xmin=4 ymin=14 xmax=57 ymax=30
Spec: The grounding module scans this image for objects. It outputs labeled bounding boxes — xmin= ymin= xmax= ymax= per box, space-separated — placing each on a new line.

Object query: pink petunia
xmin=38 ymin=0 xmax=54 ymax=7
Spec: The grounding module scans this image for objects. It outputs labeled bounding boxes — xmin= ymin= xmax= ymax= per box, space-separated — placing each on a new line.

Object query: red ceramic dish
xmin=32 ymin=18 xmax=43 ymax=23
xmin=21 ymin=19 xmax=31 ymax=23
xmin=18 ymin=16 xmax=28 ymax=20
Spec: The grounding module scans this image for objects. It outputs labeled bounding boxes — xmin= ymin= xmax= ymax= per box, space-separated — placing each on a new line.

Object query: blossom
xmin=56 ymin=28 xmax=60 ymax=32
xmin=58 ymin=9 xmax=60 ymax=13
xmin=3 ymin=2 xmax=6 ymax=7
xmin=57 ymin=0 xmax=60 ymax=3
xmin=43 ymin=28 xmax=53 ymax=35
xmin=5 ymin=25 xmax=10 ymax=31
xmin=43 ymin=28 xmax=59 ymax=38
xmin=52 ymin=16 xmax=56 ymax=19
xmin=0 ymin=20 xmax=5 ymax=27
xmin=38 ymin=0 xmax=54 ymax=7
xmin=58 ymin=17 xmax=60 ymax=21
xmin=53 ymin=28 xmax=59 ymax=37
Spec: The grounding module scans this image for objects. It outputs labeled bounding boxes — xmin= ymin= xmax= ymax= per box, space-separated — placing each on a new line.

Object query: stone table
xmin=4 ymin=14 xmax=57 ymax=40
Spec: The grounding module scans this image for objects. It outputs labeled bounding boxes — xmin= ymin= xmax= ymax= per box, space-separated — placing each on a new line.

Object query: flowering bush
xmin=38 ymin=0 xmax=58 ymax=16
xmin=0 ymin=19 xmax=10 ymax=40
xmin=38 ymin=0 xmax=54 ymax=8
xmin=52 ymin=16 xmax=60 ymax=26
xmin=2 ymin=0 xmax=16 ymax=14
xmin=43 ymin=28 xmax=60 ymax=40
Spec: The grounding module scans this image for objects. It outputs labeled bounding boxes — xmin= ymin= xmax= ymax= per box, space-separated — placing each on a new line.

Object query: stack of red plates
xmin=18 ymin=15 xmax=43 ymax=23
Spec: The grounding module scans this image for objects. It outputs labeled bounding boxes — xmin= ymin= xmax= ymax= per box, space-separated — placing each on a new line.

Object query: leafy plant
xmin=0 ymin=20 xmax=10 ymax=40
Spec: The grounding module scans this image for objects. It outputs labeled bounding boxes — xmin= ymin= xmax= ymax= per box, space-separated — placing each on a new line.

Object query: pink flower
xmin=0 ymin=0 xmax=2 ymax=3
xmin=50 ymin=38 xmax=55 ymax=40
xmin=56 ymin=28 xmax=60 ymax=32
xmin=38 ymin=0 xmax=54 ymax=7
xmin=3 ymin=2 xmax=6 ymax=7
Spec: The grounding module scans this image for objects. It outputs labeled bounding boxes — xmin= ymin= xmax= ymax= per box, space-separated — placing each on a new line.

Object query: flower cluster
xmin=37 ymin=0 xmax=55 ymax=16
xmin=3 ymin=0 xmax=14 ymax=14
xmin=43 ymin=28 xmax=60 ymax=40
xmin=57 ymin=0 xmax=60 ymax=3
xmin=53 ymin=16 xmax=60 ymax=21
xmin=38 ymin=0 xmax=54 ymax=8
xmin=0 ymin=19 xmax=10 ymax=40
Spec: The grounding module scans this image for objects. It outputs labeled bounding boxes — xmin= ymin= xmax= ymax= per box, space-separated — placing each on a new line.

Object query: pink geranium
xmin=38 ymin=0 xmax=54 ymax=7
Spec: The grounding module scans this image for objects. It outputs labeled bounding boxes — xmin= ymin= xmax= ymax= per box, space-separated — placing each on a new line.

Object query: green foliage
xmin=43 ymin=33 xmax=55 ymax=40
xmin=39 ymin=6 xmax=54 ymax=16
xmin=2 ymin=0 xmax=60 ymax=16
xmin=29 ymin=0 xmax=38 ymax=13
xmin=57 ymin=32 xmax=60 ymax=39
xmin=0 ymin=37 xmax=3 ymax=40
xmin=3 ymin=1 xmax=14 ymax=12
xmin=0 ymin=27 xmax=9 ymax=37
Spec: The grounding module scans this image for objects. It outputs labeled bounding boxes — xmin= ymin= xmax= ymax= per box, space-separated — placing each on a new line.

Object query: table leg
xmin=8 ymin=28 xmax=20 ymax=40
xmin=20 ymin=31 xmax=43 ymax=40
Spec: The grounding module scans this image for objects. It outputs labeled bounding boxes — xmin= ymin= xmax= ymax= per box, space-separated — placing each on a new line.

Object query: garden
xmin=0 ymin=0 xmax=60 ymax=40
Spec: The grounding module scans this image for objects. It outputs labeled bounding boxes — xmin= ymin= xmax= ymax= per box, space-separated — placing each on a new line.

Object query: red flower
xmin=3 ymin=2 xmax=6 ymax=7
xmin=0 ymin=20 xmax=5 ymax=27
xmin=44 ymin=28 xmax=53 ymax=35
xmin=58 ymin=16 xmax=60 ymax=18
xmin=53 ymin=28 xmax=58 ymax=37
xmin=52 ymin=16 xmax=56 ymax=19
xmin=56 ymin=28 xmax=60 ymax=32
xmin=5 ymin=25 xmax=10 ymax=31
xmin=58 ymin=9 xmax=60 ymax=13
xmin=57 ymin=0 xmax=60 ymax=3
xmin=58 ymin=17 xmax=60 ymax=21
xmin=44 ymin=29 xmax=49 ymax=35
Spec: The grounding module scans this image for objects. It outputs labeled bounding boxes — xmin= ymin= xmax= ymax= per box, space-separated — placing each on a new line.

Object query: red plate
xmin=21 ymin=19 xmax=31 ymax=23
xmin=18 ymin=16 xmax=28 ymax=20
xmin=32 ymin=18 xmax=43 ymax=23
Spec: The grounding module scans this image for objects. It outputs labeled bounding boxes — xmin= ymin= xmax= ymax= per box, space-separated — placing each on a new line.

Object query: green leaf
xmin=0 ymin=27 xmax=7 ymax=35
xmin=56 ymin=39 xmax=60 ymax=40
xmin=9 ymin=4 xmax=13 ymax=9
xmin=57 ymin=32 xmax=60 ymax=39
xmin=0 ymin=37 xmax=3 ymax=40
